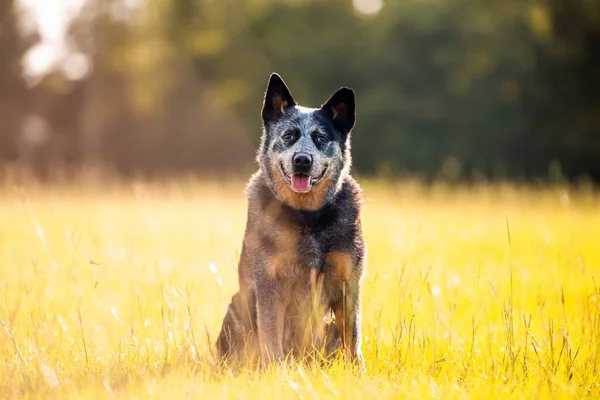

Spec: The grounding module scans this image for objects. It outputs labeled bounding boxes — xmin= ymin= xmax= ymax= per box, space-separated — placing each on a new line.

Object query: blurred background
xmin=1 ymin=0 xmax=599 ymax=182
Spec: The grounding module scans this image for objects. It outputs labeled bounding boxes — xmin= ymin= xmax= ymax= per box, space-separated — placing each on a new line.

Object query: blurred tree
xmin=0 ymin=0 xmax=37 ymax=165
xmin=528 ymin=0 xmax=600 ymax=179
xmin=1 ymin=0 xmax=598 ymax=182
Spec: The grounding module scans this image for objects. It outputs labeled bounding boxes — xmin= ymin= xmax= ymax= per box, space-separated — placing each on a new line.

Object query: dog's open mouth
xmin=281 ymin=164 xmax=327 ymax=193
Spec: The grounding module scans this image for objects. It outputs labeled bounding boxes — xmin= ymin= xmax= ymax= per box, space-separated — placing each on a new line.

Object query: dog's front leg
xmin=333 ymin=285 xmax=365 ymax=373
xmin=332 ymin=284 xmax=364 ymax=370
xmin=327 ymin=252 xmax=365 ymax=372
xmin=255 ymin=277 xmax=287 ymax=366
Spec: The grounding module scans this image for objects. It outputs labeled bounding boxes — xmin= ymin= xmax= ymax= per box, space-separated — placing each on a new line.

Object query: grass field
xmin=1 ymin=177 xmax=599 ymax=399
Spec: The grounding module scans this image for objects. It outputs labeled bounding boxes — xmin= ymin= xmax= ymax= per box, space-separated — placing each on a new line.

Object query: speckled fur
xmin=216 ymin=73 xmax=366 ymax=372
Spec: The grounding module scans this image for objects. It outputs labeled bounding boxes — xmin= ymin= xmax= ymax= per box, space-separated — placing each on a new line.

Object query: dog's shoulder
xmin=340 ymin=174 xmax=363 ymax=207
xmin=326 ymin=174 xmax=363 ymax=222
xmin=245 ymin=170 xmax=273 ymax=216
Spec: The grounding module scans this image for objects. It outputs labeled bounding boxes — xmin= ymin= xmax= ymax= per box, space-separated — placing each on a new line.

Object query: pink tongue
xmin=291 ymin=174 xmax=310 ymax=192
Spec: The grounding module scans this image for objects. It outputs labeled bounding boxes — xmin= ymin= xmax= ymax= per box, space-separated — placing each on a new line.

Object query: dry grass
xmin=1 ymin=177 xmax=599 ymax=399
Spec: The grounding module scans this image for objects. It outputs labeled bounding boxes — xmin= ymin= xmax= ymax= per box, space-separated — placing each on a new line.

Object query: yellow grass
xmin=1 ymin=177 xmax=599 ymax=399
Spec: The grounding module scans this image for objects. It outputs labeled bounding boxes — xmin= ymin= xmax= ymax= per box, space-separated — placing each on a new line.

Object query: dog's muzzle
xmin=281 ymin=163 xmax=327 ymax=193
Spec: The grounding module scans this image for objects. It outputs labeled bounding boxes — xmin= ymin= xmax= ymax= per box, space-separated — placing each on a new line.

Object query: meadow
xmin=1 ymin=176 xmax=599 ymax=399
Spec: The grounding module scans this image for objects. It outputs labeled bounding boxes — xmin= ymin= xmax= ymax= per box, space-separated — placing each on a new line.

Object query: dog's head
xmin=258 ymin=73 xmax=356 ymax=211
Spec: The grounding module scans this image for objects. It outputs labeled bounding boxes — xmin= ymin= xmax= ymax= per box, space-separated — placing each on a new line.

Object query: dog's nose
xmin=293 ymin=153 xmax=313 ymax=169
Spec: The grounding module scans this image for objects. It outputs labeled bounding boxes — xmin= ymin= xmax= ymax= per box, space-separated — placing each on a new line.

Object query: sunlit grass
xmin=1 ymin=177 xmax=599 ymax=398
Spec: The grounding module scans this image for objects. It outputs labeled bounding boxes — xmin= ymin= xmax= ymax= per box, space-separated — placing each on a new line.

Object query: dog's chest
xmin=274 ymin=213 xmax=350 ymax=278
xmin=248 ymin=189 xmax=358 ymax=284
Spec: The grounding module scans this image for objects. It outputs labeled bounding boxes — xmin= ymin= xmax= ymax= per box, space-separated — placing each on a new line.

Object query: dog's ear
xmin=262 ymin=73 xmax=296 ymax=124
xmin=321 ymin=87 xmax=355 ymax=134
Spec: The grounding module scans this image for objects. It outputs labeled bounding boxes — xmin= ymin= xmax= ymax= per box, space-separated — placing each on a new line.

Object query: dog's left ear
xmin=321 ymin=87 xmax=355 ymax=134
xmin=262 ymin=73 xmax=296 ymax=124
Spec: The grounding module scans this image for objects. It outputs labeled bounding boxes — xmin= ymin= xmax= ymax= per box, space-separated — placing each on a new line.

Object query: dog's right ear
xmin=262 ymin=73 xmax=296 ymax=124
xmin=321 ymin=87 xmax=355 ymax=135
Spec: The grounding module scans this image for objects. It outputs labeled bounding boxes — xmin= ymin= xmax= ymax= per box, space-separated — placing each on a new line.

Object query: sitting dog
xmin=216 ymin=73 xmax=366 ymax=371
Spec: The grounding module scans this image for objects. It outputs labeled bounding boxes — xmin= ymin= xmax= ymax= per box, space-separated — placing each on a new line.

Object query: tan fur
xmin=310 ymin=268 xmax=325 ymax=297
xmin=249 ymin=197 xmax=299 ymax=279
xmin=271 ymin=225 xmax=297 ymax=255
xmin=333 ymin=302 xmax=350 ymax=350
xmin=258 ymin=300 xmax=286 ymax=361
xmin=272 ymin=94 xmax=288 ymax=117
xmin=265 ymin=254 xmax=287 ymax=279
xmin=325 ymin=252 xmax=353 ymax=281
xmin=270 ymin=159 xmax=335 ymax=211
xmin=243 ymin=229 xmax=261 ymax=251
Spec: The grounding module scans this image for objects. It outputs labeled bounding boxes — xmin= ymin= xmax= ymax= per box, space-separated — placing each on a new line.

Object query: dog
xmin=215 ymin=73 xmax=366 ymax=372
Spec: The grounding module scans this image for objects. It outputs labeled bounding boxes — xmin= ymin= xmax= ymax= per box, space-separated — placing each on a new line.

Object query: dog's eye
xmin=316 ymin=135 xmax=329 ymax=144
xmin=282 ymin=129 xmax=299 ymax=141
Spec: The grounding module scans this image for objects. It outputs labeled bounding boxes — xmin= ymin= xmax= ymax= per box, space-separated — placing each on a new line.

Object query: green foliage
xmin=1 ymin=0 xmax=599 ymax=181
